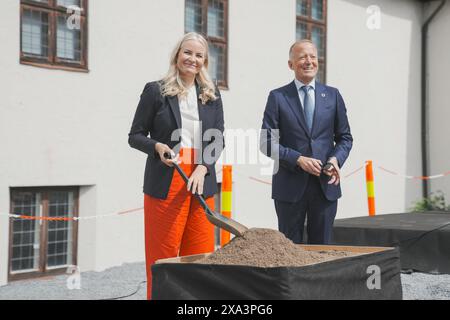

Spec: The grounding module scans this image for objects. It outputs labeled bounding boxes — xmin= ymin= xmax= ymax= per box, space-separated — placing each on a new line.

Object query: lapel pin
xmin=321 ymin=93 xmax=326 ymax=98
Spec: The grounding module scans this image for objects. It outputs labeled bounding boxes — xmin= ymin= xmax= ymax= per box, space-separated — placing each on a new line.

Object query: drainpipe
xmin=421 ymin=0 xmax=446 ymax=199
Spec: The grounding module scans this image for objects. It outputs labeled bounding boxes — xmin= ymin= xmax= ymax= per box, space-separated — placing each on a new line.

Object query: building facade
xmin=1 ymin=0 xmax=449 ymax=286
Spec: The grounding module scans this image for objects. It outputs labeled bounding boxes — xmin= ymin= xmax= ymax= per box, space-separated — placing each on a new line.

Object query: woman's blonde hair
xmin=160 ymin=32 xmax=217 ymax=103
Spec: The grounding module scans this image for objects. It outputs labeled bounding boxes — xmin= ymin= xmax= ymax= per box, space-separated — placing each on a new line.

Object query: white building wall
xmin=0 ymin=0 xmax=22 ymax=289
xmin=0 ymin=0 xmax=185 ymax=284
xmin=0 ymin=0 xmax=429 ymax=287
xmin=222 ymin=0 xmax=423 ymax=227
xmin=327 ymin=0 xmax=423 ymax=217
xmin=218 ymin=0 xmax=296 ymax=229
xmin=84 ymin=0 xmax=186 ymax=272
xmin=428 ymin=2 xmax=450 ymax=203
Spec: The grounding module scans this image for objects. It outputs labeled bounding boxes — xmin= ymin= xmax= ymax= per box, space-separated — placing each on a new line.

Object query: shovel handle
xmin=163 ymin=152 xmax=213 ymax=215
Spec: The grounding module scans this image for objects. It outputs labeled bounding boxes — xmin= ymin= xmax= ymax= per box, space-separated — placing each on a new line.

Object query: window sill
xmin=8 ymin=267 xmax=68 ymax=282
xmin=20 ymin=60 xmax=89 ymax=73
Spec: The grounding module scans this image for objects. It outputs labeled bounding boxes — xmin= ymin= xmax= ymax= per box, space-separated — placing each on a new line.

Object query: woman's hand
xmin=155 ymin=143 xmax=179 ymax=167
xmin=187 ymin=165 xmax=208 ymax=195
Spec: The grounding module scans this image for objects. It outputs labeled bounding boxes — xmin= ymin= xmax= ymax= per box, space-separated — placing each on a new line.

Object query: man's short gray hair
xmin=289 ymin=39 xmax=318 ymax=60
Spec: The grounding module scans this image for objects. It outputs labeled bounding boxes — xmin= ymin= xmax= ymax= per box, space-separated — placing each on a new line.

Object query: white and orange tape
xmin=377 ymin=166 xmax=450 ymax=180
xmin=0 ymin=207 xmax=143 ymax=221
xmin=1 ymin=163 xmax=449 ymax=221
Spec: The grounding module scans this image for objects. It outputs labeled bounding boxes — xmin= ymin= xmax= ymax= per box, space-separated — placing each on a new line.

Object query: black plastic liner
xmin=152 ymin=245 xmax=402 ymax=300
xmin=333 ymin=212 xmax=450 ymax=274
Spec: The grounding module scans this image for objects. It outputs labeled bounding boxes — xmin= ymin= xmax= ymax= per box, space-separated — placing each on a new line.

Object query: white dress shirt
xmin=294 ymin=78 xmax=316 ymax=111
xmin=178 ymin=85 xmax=201 ymax=150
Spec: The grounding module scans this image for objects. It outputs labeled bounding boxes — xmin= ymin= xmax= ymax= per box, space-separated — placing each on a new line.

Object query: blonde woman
xmin=128 ymin=32 xmax=224 ymax=300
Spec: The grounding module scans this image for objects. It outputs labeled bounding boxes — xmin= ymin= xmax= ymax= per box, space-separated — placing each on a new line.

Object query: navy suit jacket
xmin=260 ymin=80 xmax=353 ymax=203
xmin=128 ymin=81 xmax=224 ymax=199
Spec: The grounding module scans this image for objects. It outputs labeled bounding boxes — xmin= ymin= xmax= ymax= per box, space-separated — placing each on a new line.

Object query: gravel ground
xmin=0 ymin=262 xmax=147 ymax=300
xmin=401 ymin=272 xmax=450 ymax=300
xmin=0 ymin=262 xmax=449 ymax=300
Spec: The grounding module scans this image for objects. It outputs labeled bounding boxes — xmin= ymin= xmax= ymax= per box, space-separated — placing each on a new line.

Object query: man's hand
xmin=155 ymin=143 xmax=180 ymax=167
xmin=187 ymin=165 xmax=208 ymax=195
xmin=297 ymin=156 xmax=323 ymax=176
xmin=323 ymin=157 xmax=341 ymax=185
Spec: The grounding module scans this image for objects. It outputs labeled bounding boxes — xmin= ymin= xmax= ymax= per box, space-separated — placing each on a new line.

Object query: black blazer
xmin=128 ymin=81 xmax=224 ymax=199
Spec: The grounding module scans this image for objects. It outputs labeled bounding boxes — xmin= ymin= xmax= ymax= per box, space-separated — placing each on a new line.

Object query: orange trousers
xmin=144 ymin=148 xmax=215 ymax=300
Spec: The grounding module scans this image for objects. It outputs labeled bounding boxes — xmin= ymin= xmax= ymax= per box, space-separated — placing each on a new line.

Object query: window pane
xmin=312 ymin=26 xmax=324 ymax=59
xmin=296 ymin=22 xmax=308 ymax=40
xmin=209 ymin=43 xmax=224 ymax=83
xmin=21 ymin=9 xmax=49 ymax=57
xmin=207 ymin=0 xmax=224 ymax=38
xmin=317 ymin=65 xmax=325 ymax=83
xmin=312 ymin=0 xmax=323 ymax=21
xmin=57 ymin=0 xmax=81 ymax=8
xmin=57 ymin=15 xmax=82 ymax=62
xmin=46 ymin=191 xmax=74 ymax=268
xmin=185 ymin=0 xmax=202 ymax=33
xmin=11 ymin=192 xmax=41 ymax=272
xmin=296 ymin=0 xmax=308 ymax=17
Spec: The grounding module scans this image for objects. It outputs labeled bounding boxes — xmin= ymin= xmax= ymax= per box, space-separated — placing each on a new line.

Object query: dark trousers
xmin=274 ymin=177 xmax=338 ymax=245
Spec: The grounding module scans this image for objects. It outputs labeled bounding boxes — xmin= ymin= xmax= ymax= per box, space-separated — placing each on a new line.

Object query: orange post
xmin=221 ymin=165 xmax=232 ymax=247
xmin=365 ymin=160 xmax=376 ymax=216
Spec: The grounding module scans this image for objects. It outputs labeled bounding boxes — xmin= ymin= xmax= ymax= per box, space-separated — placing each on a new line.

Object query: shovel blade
xmin=206 ymin=211 xmax=248 ymax=237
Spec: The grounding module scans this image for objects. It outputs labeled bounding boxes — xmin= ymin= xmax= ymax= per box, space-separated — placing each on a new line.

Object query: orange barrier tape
xmin=378 ymin=166 xmax=450 ymax=180
xmin=344 ymin=164 xmax=365 ymax=178
xmin=16 ymin=215 xmax=73 ymax=221
xmin=117 ymin=207 xmax=144 ymax=215
xmin=3 ymin=207 xmax=145 ymax=221
xmin=248 ymin=164 xmax=365 ymax=186
xmin=4 ymin=164 xmax=448 ymax=222
xmin=248 ymin=176 xmax=272 ymax=185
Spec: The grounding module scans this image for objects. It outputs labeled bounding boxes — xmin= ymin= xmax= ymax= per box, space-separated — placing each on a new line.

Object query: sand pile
xmin=197 ymin=228 xmax=359 ymax=268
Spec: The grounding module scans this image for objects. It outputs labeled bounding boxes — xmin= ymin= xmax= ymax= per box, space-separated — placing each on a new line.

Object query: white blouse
xmin=178 ymin=85 xmax=201 ymax=150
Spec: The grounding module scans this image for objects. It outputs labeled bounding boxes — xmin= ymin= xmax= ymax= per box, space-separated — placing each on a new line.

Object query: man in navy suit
xmin=260 ymin=40 xmax=353 ymax=244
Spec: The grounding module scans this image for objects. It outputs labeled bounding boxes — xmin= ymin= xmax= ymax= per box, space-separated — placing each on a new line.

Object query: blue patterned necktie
xmin=301 ymin=85 xmax=314 ymax=131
